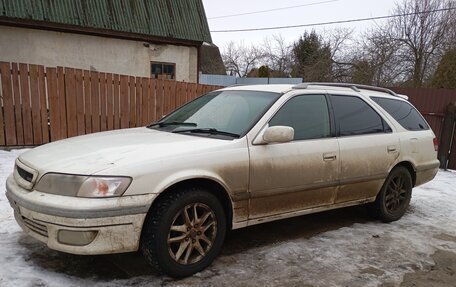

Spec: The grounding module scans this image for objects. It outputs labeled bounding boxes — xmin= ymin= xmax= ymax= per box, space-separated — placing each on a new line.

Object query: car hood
xmin=18 ymin=128 xmax=234 ymax=176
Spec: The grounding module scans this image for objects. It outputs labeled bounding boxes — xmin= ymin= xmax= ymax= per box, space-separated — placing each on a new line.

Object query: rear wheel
xmin=367 ymin=166 xmax=412 ymax=222
xmin=140 ymin=188 xmax=226 ymax=278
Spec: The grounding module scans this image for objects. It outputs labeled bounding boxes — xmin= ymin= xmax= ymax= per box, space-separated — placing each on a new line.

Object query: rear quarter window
xmin=371 ymin=97 xmax=429 ymax=131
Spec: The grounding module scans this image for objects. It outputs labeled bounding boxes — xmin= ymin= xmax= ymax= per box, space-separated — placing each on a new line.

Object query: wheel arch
xmin=144 ymin=177 xmax=234 ymax=231
xmin=391 ymin=161 xmax=417 ymax=187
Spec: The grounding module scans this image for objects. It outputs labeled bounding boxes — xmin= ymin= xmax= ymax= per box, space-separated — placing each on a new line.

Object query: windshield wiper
xmin=173 ymin=128 xmax=240 ymax=138
xmin=148 ymin=121 xmax=197 ymax=128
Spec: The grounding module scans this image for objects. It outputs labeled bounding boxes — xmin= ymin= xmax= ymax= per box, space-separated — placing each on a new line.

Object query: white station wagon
xmin=6 ymin=83 xmax=439 ymax=277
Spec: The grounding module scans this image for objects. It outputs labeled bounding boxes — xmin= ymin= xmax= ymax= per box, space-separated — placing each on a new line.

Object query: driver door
xmin=248 ymin=94 xmax=340 ymax=220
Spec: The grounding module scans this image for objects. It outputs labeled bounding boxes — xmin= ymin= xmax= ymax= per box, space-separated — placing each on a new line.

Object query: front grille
xmin=22 ymin=216 xmax=48 ymax=238
xmin=17 ymin=165 xmax=34 ymax=183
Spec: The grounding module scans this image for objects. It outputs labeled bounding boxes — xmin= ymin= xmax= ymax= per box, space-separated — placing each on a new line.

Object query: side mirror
xmin=262 ymin=126 xmax=294 ymax=143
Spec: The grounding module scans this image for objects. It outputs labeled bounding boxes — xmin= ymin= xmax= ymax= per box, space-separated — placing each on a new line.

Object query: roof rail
xmin=293 ymin=82 xmax=400 ymax=98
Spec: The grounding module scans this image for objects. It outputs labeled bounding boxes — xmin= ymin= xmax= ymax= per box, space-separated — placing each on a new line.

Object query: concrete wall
xmin=0 ymin=26 xmax=199 ymax=82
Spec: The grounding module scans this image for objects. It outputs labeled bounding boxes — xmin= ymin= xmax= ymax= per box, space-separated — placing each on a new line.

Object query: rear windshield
xmin=371 ymin=97 xmax=429 ymax=131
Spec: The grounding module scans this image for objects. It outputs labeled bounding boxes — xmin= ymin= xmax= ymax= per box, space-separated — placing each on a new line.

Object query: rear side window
xmin=371 ymin=97 xmax=429 ymax=131
xmin=269 ymin=95 xmax=331 ymax=140
xmin=331 ymin=95 xmax=389 ymax=136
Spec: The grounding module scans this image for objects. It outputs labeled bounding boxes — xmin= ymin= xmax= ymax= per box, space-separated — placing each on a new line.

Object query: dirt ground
xmin=400 ymin=241 xmax=456 ymax=287
xmin=119 ymin=210 xmax=456 ymax=287
xmin=14 ymin=206 xmax=455 ymax=287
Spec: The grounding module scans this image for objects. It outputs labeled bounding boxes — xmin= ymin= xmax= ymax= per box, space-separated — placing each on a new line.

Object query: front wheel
xmin=140 ymin=188 xmax=226 ymax=278
xmin=367 ymin=166 xmax=413 ymax=222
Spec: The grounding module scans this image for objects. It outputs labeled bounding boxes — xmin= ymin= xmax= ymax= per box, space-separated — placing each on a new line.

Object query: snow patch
xmin=1 ymin=149 xmax=455 ymax=286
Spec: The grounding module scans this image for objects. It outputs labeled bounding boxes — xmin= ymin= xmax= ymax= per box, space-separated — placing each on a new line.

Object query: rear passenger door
xmin=330 ymin=94 xmax=400 ymax=203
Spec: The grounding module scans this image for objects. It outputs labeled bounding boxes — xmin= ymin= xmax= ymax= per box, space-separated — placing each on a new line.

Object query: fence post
xmin=448 ymin=121 xmax=456 ymax=170
xmin=438 ymin=103 xmax=456 ymax=169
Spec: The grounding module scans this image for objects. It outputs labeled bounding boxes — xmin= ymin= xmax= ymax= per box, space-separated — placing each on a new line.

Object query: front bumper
xmin=5 ymin=175 xmax=157 ymax=255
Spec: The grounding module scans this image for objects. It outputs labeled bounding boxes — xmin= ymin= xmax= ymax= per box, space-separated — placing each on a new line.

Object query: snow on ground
xmin=0 ymin=149 xmax=455 ymax=287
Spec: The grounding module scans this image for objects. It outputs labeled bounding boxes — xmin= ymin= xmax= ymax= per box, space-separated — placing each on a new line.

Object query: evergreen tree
xmin=350 ymin=60 xmax=375 ymax=85
xmin=258 ymin=65 xmax=270 ymax=78
xmin=431 ymin=49 xmax=456 ymax=89
xmin=291 ymin=31 xmax=332 ymax=81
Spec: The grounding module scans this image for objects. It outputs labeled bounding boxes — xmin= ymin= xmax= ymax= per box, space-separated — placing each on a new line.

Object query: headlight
xmin=35 ymin=173 xmax=132 ymax=198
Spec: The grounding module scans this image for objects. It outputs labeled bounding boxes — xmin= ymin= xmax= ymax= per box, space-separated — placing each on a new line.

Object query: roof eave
xmin=0 ymin=17 xmax=203 ymax=47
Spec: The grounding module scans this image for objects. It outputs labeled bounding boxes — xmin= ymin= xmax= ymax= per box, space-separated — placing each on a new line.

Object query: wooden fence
xmin=1 ymin=65 xmax=456 ymax=164
xmin=0 ymin=62 xmax=222 ymax=146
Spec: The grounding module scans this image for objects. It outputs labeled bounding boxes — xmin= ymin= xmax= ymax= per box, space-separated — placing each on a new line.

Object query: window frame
xmin=328 ymin=94 xmax=392 ymax=138
xmin=151 ymin=61 xmax=176 ymax=80
xmin=266 ymin=93 xmax=336 ymax=142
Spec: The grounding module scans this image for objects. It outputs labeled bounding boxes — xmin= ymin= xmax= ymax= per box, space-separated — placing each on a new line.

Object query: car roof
xmin=221 ymin=83 xmax=409 ymax=101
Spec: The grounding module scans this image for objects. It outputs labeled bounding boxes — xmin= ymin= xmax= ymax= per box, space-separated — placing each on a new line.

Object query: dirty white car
xmin=6 ymin=83 xmax=440 ymax=277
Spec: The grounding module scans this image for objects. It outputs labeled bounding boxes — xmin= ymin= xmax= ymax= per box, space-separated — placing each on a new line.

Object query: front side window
xmin=331 ymin=95 xmax=388 ymax=136
xmin=371 ymin=97 xmax=429 ymax=131
xmin=269 ymin=95 xmax=331 ymax=140
xmin=150 ymin=90 xmax=281 ymax=138
xmin=151 ymin=62 xmax=175 ymax=80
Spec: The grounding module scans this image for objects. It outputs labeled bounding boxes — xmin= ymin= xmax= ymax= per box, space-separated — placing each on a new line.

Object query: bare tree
xmin=348 ymin=0 xmax=455 ymax=87
xmin=262 ymin=35 xmax=293 ymax=76
xmin=221 ymin=0 xmax=456 ymax=86
xmin=444 ymin=1 xmax=456 ymax=51
xmin=353 ymin=28 xmax=409 ymax=86
xmin=386 ymin=0 xmax=454 ymax=87
xmin=222 ymin=42 xmax=264 ymax=78
xmin=325 ymin=28 xmax=355 ymax=82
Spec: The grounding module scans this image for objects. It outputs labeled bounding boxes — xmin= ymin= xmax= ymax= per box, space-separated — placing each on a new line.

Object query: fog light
xmin=57 ymin=230 xmax=98 ymax=246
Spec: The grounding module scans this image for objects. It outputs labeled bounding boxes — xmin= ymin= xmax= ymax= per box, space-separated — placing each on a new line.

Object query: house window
xmin=151 ymin=62 xmax=176 ymax=80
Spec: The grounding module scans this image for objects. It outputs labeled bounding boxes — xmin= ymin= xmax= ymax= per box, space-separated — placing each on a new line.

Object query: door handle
xmin=387 ymin=145 xmax=397 ymax=153
xmin=323 ymin=153 xmax=337 ymax=161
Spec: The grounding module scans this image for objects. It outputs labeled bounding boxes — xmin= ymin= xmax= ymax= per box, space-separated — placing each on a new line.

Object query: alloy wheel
xmin=385 ymin=174 xmax=408 ymax=212
xmin=167 ymin=203 xmax=217 ymax=265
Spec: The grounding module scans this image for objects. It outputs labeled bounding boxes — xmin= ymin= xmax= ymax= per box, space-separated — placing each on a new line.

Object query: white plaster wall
xmin=0 ymin=26 xmax=198 ymax=82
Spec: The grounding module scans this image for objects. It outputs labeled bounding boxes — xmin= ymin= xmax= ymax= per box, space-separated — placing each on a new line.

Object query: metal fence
xmin=199 ymin=73 xmax=303 ymax=87
xmin=390 ymin=87 xmax=456 ymax=170
xmin=390 ymin=87 xmax=456 ymax=143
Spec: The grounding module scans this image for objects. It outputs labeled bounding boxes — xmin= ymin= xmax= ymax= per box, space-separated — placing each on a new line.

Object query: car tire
xmin=366 ymin=166 xmax=413 ymax=223
xmin=140 ymin=187 xmax=226 ymax=278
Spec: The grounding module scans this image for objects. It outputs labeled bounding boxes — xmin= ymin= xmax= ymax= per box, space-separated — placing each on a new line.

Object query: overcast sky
xmin=202 ymin=0 xmax=399 ymax=48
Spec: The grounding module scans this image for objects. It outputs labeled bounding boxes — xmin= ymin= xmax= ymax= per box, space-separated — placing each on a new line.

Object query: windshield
xmin=149 ymin=90 xmax=280 ymax=138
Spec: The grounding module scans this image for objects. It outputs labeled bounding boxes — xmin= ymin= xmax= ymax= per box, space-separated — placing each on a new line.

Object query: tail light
xmin=433 ymin=137 xmax=438 ymax=152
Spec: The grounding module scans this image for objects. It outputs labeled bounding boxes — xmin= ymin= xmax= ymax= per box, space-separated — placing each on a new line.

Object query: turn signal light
xmin=433 ymin=137 xmax=438 ymax=152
